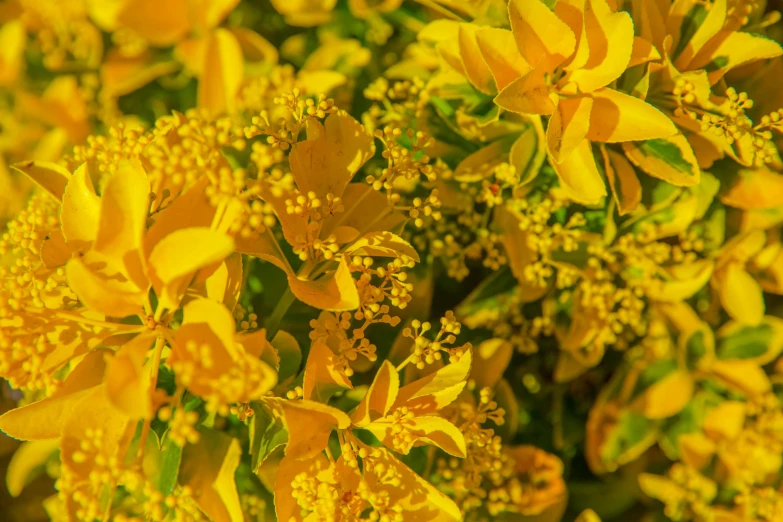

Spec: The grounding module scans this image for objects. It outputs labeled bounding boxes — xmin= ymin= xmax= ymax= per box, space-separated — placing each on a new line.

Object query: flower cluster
xmin=2 ymin=1 xmax=783 ymax=522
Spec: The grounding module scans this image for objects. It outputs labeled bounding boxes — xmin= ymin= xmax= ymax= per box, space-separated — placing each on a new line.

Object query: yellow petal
xmin=628 ymin=36 xmax=661 ymax=67
xmin=472 ymin=338 xmax=513 ymax=389
xmin=702 ymin=400 xmax=746 ymax=441
xmin=621 ymin=133 xmax=700 ymax=187
xmin=601 ymin=146 xmax=641 ymax=215
xmin=493 ymin=66 xmax=556 ymax=115
xmin=198 ymin=28 xmax=244 ymax=116
xmin=66 ymin=257 xmax=146 ymax=317
xmin=568 ymin=0 xmax=634 ymax=93
xmin=710 ymin=359 xmax=770 ymax=396
xmin=393 ymin=349 xmax=472 ymax=414
xmin=203 ymin=253 xmax=243 ymax=312
xmin=508 ymin=0 xmax=576 ymax=70
xmin=234 ymin=229 xmax=291 ymax=274
xmin=40 ymin=229 xmax=71 ymax=269
xmin=11 ymin=160 xmax=70 ymax=202
xmin=720 ymin=263 xmax=764 ymax=325
xmin=550 ymin=138 xmax=607 ymax=205
xmin=105 ymin=334 xmax=155 ymax=419
xmin=475 ymin=27 xmax=531 ymax=91
xmin=94 ymin=159 xmax=150 ymax=288
xmin=368 ymin=415 xmax=466 ymax=457
xmin=351 ymin=360 xmax=399 ymax=426
xmin=587 ymin=88 xmax=677 ymax=143
xmin=289 ymin=112 xmax=374 ymax=199
xmin=61 ymin=163 xmax=100 ymax=249
xmin=266 ymin=398 xmax=350 ymax=461
xmin=288 ymin=257 xmax=360 ymax=311
xmin=647 ymin=259 xmax=714 ymax=302
xmin=458 ymin=24 xmax=495 ymax=94
xmin=302 ymin=340 xmax=353 ymax=402
xmin=547 ymin=95 xmax=593 ymax=163
xmin=148 ymin=227 xmax=235 ymax=311
xmin=273 ymin=453 xmax=335 ymax=522
xmin=576 ymin=509 xmax=602 ymax=522
xmin=678 ymin=432 xmax=716 ymax=470
xmin=6 ymin=440 xmax=59 ymax=497
xmin=189 ymin=0 xmax=240 ymax=31
xmin=0 ymin=350 xmax=107 ymax=440
xmin=182 ymin=298 xmax=237 ymax=355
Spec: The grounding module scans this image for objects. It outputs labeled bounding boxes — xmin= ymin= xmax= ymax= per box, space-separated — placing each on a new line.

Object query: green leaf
xmin=454 ymin=266 xmax=518 ymax=328
xmin=156 ymin=439 xmax=183 ymax=495
xmin=622 ymin=134 xmax=700 ymax=187
xmin=600 ymin=410 xmax=659 ymax=468
xmin=249 ymin=404 xmax=288 ymax=472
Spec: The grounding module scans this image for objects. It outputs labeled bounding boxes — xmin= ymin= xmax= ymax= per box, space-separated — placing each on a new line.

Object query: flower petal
xmin=351 ymin=360 xmax=399 ymax=426
xmin=393 ymin=349 xmax=472 ymax=414
xmin=720 ymin=263 xmax=765 ymax=325
xmin=66 ymin=257 xmax=147 ymax=317
xmin=621 ymin=133 xmax=700 ymax=187
xmin=547 ymin=95 xmax=593 ymax=163
xmin=105 ymin=333 xmax=155 ymax=419
xmin=11 ymin=160 xmax=70 ymax=202
xmin=198 ymin=28 xmax=244 ymax=115
xmin=550 ymin=139 xmax=607 ymax=205
xmin=288 ymin=257 xmax=360 ymax=311
xmin=508 ymin=0 xmax=576 ymax=70
xmin=494 ymin=66 xmax=556 ymax=115
xmin=265 ymin=398 xmax=351 ymax=461
xmin=61 ymin=163 xmax=100 ymax=249
xmin=475 ymin=27 xmax=531 ymax=91
xmin=458 ymin=24 xmax=495 ymax=94
xmin=601 ymin=146 xmax=641 ymax=215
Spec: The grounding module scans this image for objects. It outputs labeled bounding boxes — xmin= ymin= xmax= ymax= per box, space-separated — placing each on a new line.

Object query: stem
xmin=138 ymin=337 xmax=165 ymax=463
xmin=265 ymin=287 xmax=295 ymax=339
xmin=267 ymin=228 xmax=294 ymax=273
xmin=396 ymin=353 xmax=415 ymax=372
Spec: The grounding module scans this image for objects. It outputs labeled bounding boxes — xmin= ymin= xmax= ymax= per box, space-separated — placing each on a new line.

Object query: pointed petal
xmin=394 ymin=350 xmax=472 ymax=414
xmin=288 ymin=257 xmax=359 ymax=311
xmin=628 ymin=36 xmax=661 ymax=67
xmin=547 ymin=95 xmax=593 ymax=163
xmin=302 ymin=340 xmax=353 ymax=402
xmin=266 ymin=398 xmax=350 ymax=461
xmin=61 ymin=163 xmax=100 ymax=249
xmin=550 ymin=139 xmax=607 ymax=205
xmin=11 ymin=160 xmax=70 ymax=201
xmin=458 ymin=24 xmax=495 ymax=94
xmin=508 ymin=0 xmax=576 ymax=70
xmin=198 ymin=28 xmax=243 ymax=115
xmin=673 ymin=0 xmax=727 ymax=70
xmin=601 ymin=146 xmax=641 ymax=215
xmin=721 ymin=166 xmax=783 ymax=210
xmin=587 ymin=88 xmax=677 ymax=143
xmin=66 ymin=257 xmax=146 ymax=317
xmin=720 ymin=263 xmax=765 ymax=325
xmin=105 ymin=334 xmax=155 ymax=419
xmin=351 ymin=360 xmax=399 ymax=426
xmin=622 ymin=133 xmax=700 ymax=186
xmin=691 ymin=30 xmax=783 ymax=85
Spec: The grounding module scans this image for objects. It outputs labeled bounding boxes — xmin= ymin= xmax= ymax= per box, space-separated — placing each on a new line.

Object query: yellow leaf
xmin=631 ymin=370 xmax=694 ymax=419
xmin=628 ymin=36 xmax=661 ymax=67
xmin=0 ymin=350 xmax=108 ymax=440
xmin=180 ymin=430 xmax=244 ymax=522
xmin=673 ymin=0 xmax=727 ymax=70
xmin=720 ymin=166 xmax=783 ymax=210
xmin=568 ymin=0 xmax=634 ymax=93
xmin=711 ymin=360 xmax=770 ymax=397
xmin=94 ymin=159 xmax=150 ymax=288
xmin=719 ymin=263 xmax=764 ymax=325
xmin=181 ymin=298 xmax=238 ymax=357
xmin=105 ymin=333 xmax=155 ymax=419
xmin=702 ymin=401 xmax=745 ymax=440
xmin=235 ymin=229 xmax=291 ymax=273
xmin=508 ymin=0 xmax=576 ymax=70
xmin=203 ymin=253 xmax=243 ymax=311
xmin=303 ymin=340 xmax=353 ymax=402
xmin=458 ymin=24 xmax=495 ymax=94
xmin=61 ymin=163 xmax=100 ymax=249
xmin=100 ymin=52 xmax=180 ymax=98
xmin=198 ymin=28 xmax=244 ymax=115
xmin=576 ymin=509 xmax=603 ymax=522
xmin=40 ymin=229 xmax=71 ymax=269
xmin=547 ymin=95 xmax=593 ymax=163
xmin=289 ymin=113 xmax=374 ymax=199
xmin=6 ymin=440 xmax=59 ymax=497
xmin=345 ymin=231 xmax=420 ymax=262
xmin=368 ymin=415 xmax=466 ymax=457
xmin=639 ymin=474 xmax=687 ymax=505
xmin=393 ymin=349 xmax=472 ymax=414
xmin=66 ymin=257 xmax=147 ymax=317
xmin=288 ymin=257 xmax=359 ymax=311
xmin=190 ymin=0 xmax=240 ymax=31
xmin=266 ymin=398 xmax=350 ymax=461
xmin=690 ymin=30 xmax=783 ymax=85
xmin=472 ymin=338 xmax=513 ymax=389
xmin=678 ymin=432 xmax=716 ymax=470
xmin=351 ymin=360 xmax=399 ymax=426
xmin=551 ymin=138 xmax=607 ymax=205
xmin=587 ymin=88 xmax=677 ymax=143
xmin=0 ymin=20 xmax=25 ymax=87
xmin=475 ymin=27 xmax=531 ymax=91
xmin=494 ymin=66 xmax=556 ymax=115
xmin=601 ymin=146 xmax=641 ymax=215
xmin=274 ymin=452 xmax=335 ymax=522
xmin=621 ymin=133 xmax=700 ymax=187
xmin=148 ymin=227 xmax=235 ymax=311
xmin=231 ymin=27 xmax=278 ymax=68
xmin=11 ymin=160 xmax=70 ymax=201
xmin=647 ymin=259 xmax=714 ymax=302
xmin=114 ymin=0 xmax=191 ymax=47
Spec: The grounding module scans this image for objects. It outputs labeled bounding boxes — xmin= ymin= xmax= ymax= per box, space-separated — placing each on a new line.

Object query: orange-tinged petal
xmin=720 ymin=166 xmax=783 ymax=210
xmin=628 ymin=36 xmax=661 ymax=67
xmin=458 ymin=24 xmax=495 ymax=94
xmin=550 ymin=139 xmax=607 ymax=205
xmin=94 ymin=158 xmax=150 ymax=288
xmin=568 ymin=0 xmax=634 ymax=93
xmin=344 ymin=231 xmax=420 ymax=262
xmin=288 ymin=257 xmax=359 ymax=311
xmin=720 ymin=263 xmax=765 ymax=325
xmin=289 ymin=112 xmax=374 ymax=200
xmin=673 ymin=0 xmax=727 ymax=70
xmin=621 ymin=133 xmax=700 ymax=187
xmin=302 ymin=340 xmax=353 ymax=402
xmin=494 ymin=66 xmax=556 ymax=115
xmin=0 ymin=20 xmax=25 ymax=87
xmin=587 ymin=88 xmax=677 ymax=143
xmin=182 ymin=298 xmax=237 ymax=356
xmin=547 ymin=95 xmax=593 ymax=163
xmin=711 ymin=359 xmax=770 ymax=396
xmin=367 ymin=415 xmax=466 ymax=457
xmin=198 ymin=28 xmax=244 ymax=115
xmin=472 ymin=338 xmax=513 ymax=389
xmin=631 ymin=370 xmax=693 ymax=419
xmin=11 ymin=160 xmax=70 ymax=202
xmin=475 ymin=28 xmax=531 ymax=91
xmin=189 ymin=0 xmax=240 ymax=31
xmin=6 ymin=440 xmax=59 ymax=497
xmin=508 ymin=0 xmax=576 ymax=70
xmin=105 ymin=333 xmax=155 ymax=419
xmin=115 ymin=0 xmax=190 ymax=47
xmin=66 ymin=257 xmax=146 ymax=317
xmin=203 ymin=253 xmax=243 ymax=312
xmin=702 ymin=401 xmax=746 ymax=441
xmin=690 ymin=30 xmax=783 ymax=85
xmin=61 ymin=163 xmax=100 ymax=249
xmin=39 ymin=229 xmax=70 ymax=269
xmin=601 ymin=146 xmax=641 ymax=215
xmin=351 ymin=360 xmax=399 ymax=426
xmin=148 ymin=227 xmax=234 ymax=311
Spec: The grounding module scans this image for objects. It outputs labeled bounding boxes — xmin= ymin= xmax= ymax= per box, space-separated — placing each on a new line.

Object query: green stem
xmin=265 ymin=287 xmax=295 ymax=339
